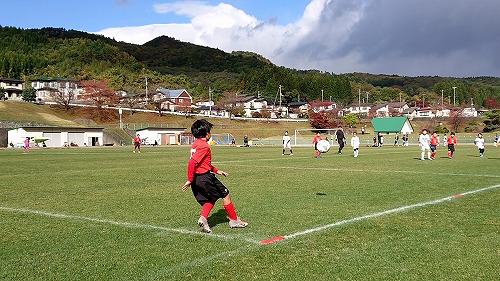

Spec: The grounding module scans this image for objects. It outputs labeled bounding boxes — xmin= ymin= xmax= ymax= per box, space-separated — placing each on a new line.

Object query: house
xmin=30 ymin=77 xmax=79 ymax=102
xmin=415 ymin=107 xmax=435 ymax=118
xmin=7 ymin=126 xmax=104 ymax=147
xmin=372 ymin=103 xmax=389 ymax=117
xmin=371 ymin=116 xmax=414 ymax=134
xmin=287 ymin=102 xmax=308 ymax=118
xmin=388 ymin=102 xmax=409 ymax=115
xmin=135 ymin=127 xmax=187 ymax=145
xmin=344 ymin=103 xmax=371 ymax=115
xmin=402 ymin=107 xmax=418 ymax=119
xmin=154 ymin=88 xmax=192 ymax=112
xmin=0 ymin=78 xmax=24 ymax=100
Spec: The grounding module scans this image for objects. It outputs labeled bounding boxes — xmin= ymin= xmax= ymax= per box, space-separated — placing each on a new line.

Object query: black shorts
xmin=192 ymin=172 xmax=230 ymax=204
xmin=447 ymin=144 xmax=455 ymax=152
xmin=134 ymin=142 xmax=140 ymax=149
xmin=430 ymin=145 xmax=437 ymax=152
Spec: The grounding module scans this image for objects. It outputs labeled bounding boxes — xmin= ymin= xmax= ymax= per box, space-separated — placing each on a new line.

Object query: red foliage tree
xmin=484 ymin=97 xmax=500 ymax=109
xmin=80 ymin=80 xmax=120 ymax=108
xmin=309 ymin=110 xmax=338 ymax=129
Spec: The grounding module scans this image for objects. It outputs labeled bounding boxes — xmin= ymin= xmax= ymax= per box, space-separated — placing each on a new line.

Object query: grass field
xmin=1 ymin=143 xmax=499 ymax=280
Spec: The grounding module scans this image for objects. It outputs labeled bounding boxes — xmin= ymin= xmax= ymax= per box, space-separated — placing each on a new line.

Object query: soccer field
xmin=1 ymin=144 xmax=499 ymax=280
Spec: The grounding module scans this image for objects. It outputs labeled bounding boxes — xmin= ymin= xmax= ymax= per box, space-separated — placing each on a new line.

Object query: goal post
xmin=294 ymin=128 xmax=338 ymax=146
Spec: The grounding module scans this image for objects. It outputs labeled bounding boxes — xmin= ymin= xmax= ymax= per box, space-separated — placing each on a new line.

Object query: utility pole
xmin=208 ymin=87 xmax=212 ymax=116
xmin=441 ymin=90 xmax=444 ymax=109
xmin=145 ymin=77 xmax=148 ymax=104
xmin=321 ymin=89 xmax=324 ymax=102
xmin=358 ymin=88 xmax=361 ymax=113
xmin=452 ymin=86 xmax=457 ymax=107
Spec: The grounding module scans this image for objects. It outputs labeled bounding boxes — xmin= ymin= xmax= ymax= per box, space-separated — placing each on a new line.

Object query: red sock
xmin=200 ymin=201 xmax=214 ymax=218
xmin=223 ymin=202 xmax=238 ymax=221
xmin=447 ymin=151 xmax=451 ymax=157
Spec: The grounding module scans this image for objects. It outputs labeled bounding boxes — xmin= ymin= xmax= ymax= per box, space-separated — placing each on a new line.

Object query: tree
xmin=309 ymin=110 xmax=338 ymax=129
xmin=21 ymin=87 xmax=37 ymax=102
xmin=0 ymin=87 xmax=6 ymax=100
xmin=80 ymin=80 xmax=119 ymax=108
xmin=343 ymin=113 xmax=358 ymax=128
xmin=49 ymin=88 xmax=75 ymax=110
xmin=218 ymin=92 xmax=244 ymax=119
xmin=448 ymin=108 xmax=465 ymax=133
xmin=483 ymin=109 xmax=500 ymax=132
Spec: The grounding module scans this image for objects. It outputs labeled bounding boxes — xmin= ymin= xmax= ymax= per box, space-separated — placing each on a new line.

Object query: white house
xmin=1 ymin=78 xmax=24 ymax=100
xmin=8 ymin=126 xmax=104 ymax=147
xmin=30 ymin=77 xmax=79 ymax=102
xmin=135 ymin=127 xmax=187 ymax=145
xmin=344 ymin=103 xmax=371 ymax=115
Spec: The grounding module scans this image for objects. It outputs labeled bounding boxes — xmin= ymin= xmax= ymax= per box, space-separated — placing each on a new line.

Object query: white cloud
xmin=96 ymin=0 xmax=500 ymax=77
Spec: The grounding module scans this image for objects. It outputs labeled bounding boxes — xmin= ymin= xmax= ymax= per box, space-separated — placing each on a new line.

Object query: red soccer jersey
xmin=133 ymin=136 xmax=141 ymax=143
xmin=186 ymin=138 xmax=218 ymax=182
xmin=313 ymin=135 xmax=322 ymax=144
xmin=447 ymin=136 xmax=457 ymax=145
xmin=430 ymin=136 xmax=439 ymax=146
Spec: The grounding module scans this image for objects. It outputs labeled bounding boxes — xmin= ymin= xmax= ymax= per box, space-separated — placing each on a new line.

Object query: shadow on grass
xmin=208 ymin=208 xmax=229 ymax=227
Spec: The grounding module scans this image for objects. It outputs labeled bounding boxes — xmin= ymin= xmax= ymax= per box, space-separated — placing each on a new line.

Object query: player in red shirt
xmin=446 ymin=132 xmax=457 ymax=158
xmin=181 ymin=119 xmax=248 ymax=233
xmin=313 ymin=132 xmax=323 ymax=158
xmin=133 ymin=134 xmax=141 ymax=153
xmin=429 ymin=131 xmax=440 ymax=160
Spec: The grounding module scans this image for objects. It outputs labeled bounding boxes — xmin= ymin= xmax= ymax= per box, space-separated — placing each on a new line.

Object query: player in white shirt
xmin=282 ymin=131 xmax=293 ymax=156
xmin=418 ymin=129 xmax=431 ymax=160
xmin=350 ymin=132 xmax=360 ymax=157
xmin=474 ymin=133 xmax=485 ymax=157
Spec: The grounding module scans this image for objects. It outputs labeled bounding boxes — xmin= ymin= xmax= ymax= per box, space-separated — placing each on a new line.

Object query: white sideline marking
xmin=227 ymin=164 xmax=500 ymax=178
xmin=0 ymin=207 xmax=260 ymax=245
xmin=283 ymin=184 xmax=500 ymax=240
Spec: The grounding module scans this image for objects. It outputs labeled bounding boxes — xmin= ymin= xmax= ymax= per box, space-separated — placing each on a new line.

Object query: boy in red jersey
xmin=133 ymin=134 xmax=141 ymax=153
xmin=446 ymin=132 xmax=457 ymax=158
xmin=181 ymin=119 xmax=248 ymax=233
xmin=429 ymin=131 xmax=440 ymax=160
xmin=312 ymin=132 xmax=323 ymax=158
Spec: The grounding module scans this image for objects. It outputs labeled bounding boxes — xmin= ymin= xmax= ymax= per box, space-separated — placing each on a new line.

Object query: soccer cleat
xmin=290 ymin=153 xmax=293 ymax=156
xmin=197 ymin=216 xmax=212 ymax=233
xmin=228 ymin=217 xmax=248 ymax=228
xmin=420 ymin=158 xmax=425 ymax=160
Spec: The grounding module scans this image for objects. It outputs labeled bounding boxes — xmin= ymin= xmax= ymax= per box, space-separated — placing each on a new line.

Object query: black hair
xmin=191 ymin=119 xmax=213 ymax=138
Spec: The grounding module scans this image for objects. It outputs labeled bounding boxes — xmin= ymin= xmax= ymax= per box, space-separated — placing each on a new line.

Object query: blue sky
xmin=3 ymin=0 xmax=500 ymax=77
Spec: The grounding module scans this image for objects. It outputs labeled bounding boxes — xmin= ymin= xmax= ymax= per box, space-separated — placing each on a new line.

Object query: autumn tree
xmin=218 ymin=92 xmax=244 ymax=119
xmin=80 ymin=80 xmax=119 ymax=108
xmin=448 ymin=108 xmax=465 ymax=133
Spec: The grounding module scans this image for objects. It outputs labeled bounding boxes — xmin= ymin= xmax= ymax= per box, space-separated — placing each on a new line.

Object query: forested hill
xmin=1 ymin=26 xmax=499 ymax=107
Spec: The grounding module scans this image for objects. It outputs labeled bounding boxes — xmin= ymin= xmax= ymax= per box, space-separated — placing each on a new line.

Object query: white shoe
xmin=197 ymin=216 xmax=212 ymax=233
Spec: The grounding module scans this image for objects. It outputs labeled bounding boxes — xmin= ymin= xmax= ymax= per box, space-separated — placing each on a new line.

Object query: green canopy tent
xmin=371 ymin=116 xmax=414 ymax=134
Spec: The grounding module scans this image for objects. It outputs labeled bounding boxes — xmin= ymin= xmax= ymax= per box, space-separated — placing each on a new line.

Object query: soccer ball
xmin=316 ymin=140 xmax=331 ymax=153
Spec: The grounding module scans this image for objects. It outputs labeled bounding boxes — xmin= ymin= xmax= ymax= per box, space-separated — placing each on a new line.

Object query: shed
xmin=7 ymin=126 xmax=104 ymax=147
xmin=136 ymin=127 xmax=187 ymax=145
xmin=371 ymin=116 xmax=413 ymax=134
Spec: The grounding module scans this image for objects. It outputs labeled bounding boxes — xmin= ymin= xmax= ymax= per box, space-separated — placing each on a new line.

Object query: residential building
xmin=154 ymin=88 xmax=192 ymax=112
xmin=0 ymin=78 xmax=24 ymax=100
xmin=30 ymin=77 xmax=79 ymax=102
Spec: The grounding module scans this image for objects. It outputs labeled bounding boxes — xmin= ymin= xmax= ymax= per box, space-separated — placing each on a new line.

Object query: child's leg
xmin=221 ymin=195 xmax=237 ymax=220
xmin=200 ymin=201 xmax=215 ymax=218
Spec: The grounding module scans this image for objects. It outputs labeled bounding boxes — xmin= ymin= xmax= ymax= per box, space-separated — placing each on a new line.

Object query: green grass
xmin=1 ymin=144 xmax=499 ymax=280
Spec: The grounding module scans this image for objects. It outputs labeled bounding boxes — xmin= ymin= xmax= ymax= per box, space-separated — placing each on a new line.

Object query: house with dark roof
xmin=7 ymin=126 xmax=104 ymax=147
xmin=154 ymin=88 xmax=192 ymax=112
xmin=30 ymin=77 xmax=79 ymax=102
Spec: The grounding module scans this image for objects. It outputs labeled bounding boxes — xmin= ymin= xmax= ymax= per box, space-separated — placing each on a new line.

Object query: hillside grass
xmin=0 ymin=144 xmax=499 ymax=280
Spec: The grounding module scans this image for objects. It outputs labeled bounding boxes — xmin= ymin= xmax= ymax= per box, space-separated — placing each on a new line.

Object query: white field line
xmin=226 ymin=164 xmax=500 ymax=178
xmin=283 ymin=184 xmax=500 ymax=240
xmin=0 ymin=206 xmax=260 ymax=245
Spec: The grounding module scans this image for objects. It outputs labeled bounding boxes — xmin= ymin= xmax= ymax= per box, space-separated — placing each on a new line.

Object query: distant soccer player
xmin=447 ymin=132 xmax=457 ymax=158
xmin=429 ymin=131 xmax=440 ymax=160
xmin=181 ymin=119 xmax=248 ymax=233
xmin=282 ymin=131 xmax=293 ymax=156
xmin=494 ymin=133 xmax=498 ymax=147
xmin=350 ymin=131 xmax=360 ymax=157
xmin=133 ymin=133 xmax=141 ymax=153
xmin=23 ymin=137 xmax=30 ymax=153
xmin=418 ymin=129 xmax=431 ymax=160
xmin=336 ymin=125 xmax=345 ymax=154
xmin=313 ymin=132 xmax=323 ymax=158
xmin=474 ymin=133 xmax=485 ymax=157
